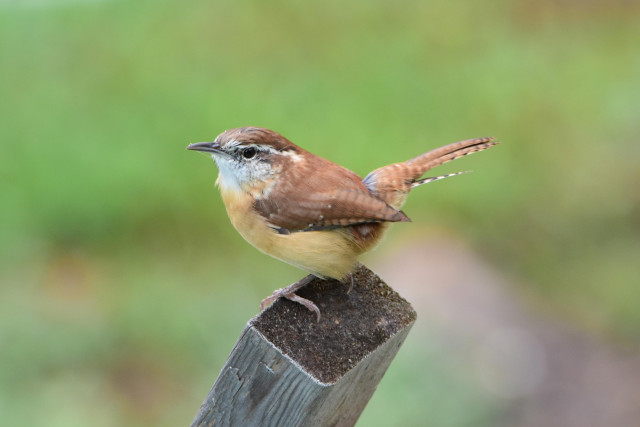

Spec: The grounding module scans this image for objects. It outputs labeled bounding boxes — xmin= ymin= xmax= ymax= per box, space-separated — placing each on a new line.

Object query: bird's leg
xmin=260 ymin=275 xmax=321 ymax=321
xmin=346 ymin=273 xmax=354 ymax=295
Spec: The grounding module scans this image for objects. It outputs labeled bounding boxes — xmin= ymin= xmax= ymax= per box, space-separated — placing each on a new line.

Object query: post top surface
xmin=251 ymin=264 xmax=416 ymax=384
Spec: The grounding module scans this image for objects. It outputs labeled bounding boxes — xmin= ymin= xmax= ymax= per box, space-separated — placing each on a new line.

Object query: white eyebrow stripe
xmin=259 ymin=145 xmax=282 ymax=155
xmin=280 ymin=150 xmax=304 ymax=163
xmin=237 ymin=144 xmax=282 ymax=156
xmin=225 ymin=138 xmax=241 ymax=149
xmin=222 ymin=140 xmax=291 ymax=158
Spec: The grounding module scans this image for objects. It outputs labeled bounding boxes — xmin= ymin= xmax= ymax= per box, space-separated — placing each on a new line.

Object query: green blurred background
xmin=1 ymin=0 xmax=639 ymax=425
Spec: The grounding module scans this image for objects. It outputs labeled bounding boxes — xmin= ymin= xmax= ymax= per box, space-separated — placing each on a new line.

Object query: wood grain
xmin=191 ymin=265 xmax=416 ymax=427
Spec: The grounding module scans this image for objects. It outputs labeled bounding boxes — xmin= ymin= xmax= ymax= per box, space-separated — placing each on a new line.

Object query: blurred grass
xmin=1 ymin=0 xmax=639 ymax=425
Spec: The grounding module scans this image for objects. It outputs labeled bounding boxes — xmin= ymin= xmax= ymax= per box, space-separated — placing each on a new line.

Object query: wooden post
xmin=191 ymin=264 xmax=416 ymax=427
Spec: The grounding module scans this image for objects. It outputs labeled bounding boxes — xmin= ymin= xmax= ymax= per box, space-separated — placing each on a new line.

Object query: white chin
xmin=213 ymin=156 xmax=242 ymax=192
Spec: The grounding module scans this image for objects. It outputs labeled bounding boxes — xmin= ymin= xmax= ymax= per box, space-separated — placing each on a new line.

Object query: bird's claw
xmin=284 ymin=292 xmax=321 ymax=322
xmin=260 ymin=287 xmax=321 ymax=322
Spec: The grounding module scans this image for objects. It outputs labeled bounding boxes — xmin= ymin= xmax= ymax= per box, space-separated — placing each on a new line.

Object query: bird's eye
xmin=242 ymin=147 xmax=257 ymax=159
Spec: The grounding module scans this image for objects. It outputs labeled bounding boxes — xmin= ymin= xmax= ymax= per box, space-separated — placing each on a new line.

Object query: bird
xmin=187 ymin=127 xmax=497 ymax=320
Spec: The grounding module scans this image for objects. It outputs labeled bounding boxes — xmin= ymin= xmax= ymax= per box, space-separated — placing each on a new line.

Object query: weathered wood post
xmin=192 ymin=264 xmax=416 ymax=427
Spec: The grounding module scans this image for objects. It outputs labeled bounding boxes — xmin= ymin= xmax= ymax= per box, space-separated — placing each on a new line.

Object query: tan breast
xmin=220 ymin=186 xmax=364 ymax=280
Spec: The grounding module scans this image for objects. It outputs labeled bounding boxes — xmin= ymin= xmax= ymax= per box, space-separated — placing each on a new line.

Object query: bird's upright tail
xmin=363 ymin=137 xmax=497 ymax=209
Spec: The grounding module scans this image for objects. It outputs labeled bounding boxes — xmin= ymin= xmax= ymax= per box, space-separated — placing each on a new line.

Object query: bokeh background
xmin=1 ymin=0 xmax=639 ymax=425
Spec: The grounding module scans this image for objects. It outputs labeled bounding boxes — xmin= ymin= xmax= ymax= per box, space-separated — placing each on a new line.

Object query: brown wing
xmin=253 ymin=155 xmax=409 ymax=233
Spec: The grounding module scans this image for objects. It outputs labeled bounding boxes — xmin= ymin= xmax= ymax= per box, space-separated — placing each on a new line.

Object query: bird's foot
xmin=283 ymin=292 xmax=321 ymax=322
xmin=260 ymin=275 xmax=321 ymax=322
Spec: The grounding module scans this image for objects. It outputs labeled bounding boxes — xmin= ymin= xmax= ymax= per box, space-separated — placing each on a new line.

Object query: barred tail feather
xmin=406 ymin=137 xmax=497 ymax=176
xmin=364 ymin=137 xmax=497 ymax=209
xmin=411 ymin=170 xmax=471 ymax=188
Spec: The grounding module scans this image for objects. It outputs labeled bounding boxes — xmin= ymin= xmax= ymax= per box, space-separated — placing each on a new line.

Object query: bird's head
xmin=187 ymin=127 xmax=303 ymax=192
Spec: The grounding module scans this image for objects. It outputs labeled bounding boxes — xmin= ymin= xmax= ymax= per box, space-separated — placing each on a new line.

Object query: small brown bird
xmin=187 ymin=127 xmax=496 ymax=320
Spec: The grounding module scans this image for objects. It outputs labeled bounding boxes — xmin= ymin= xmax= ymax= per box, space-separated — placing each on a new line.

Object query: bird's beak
xmin=186 ymin=141 xmax=225 ymax=155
